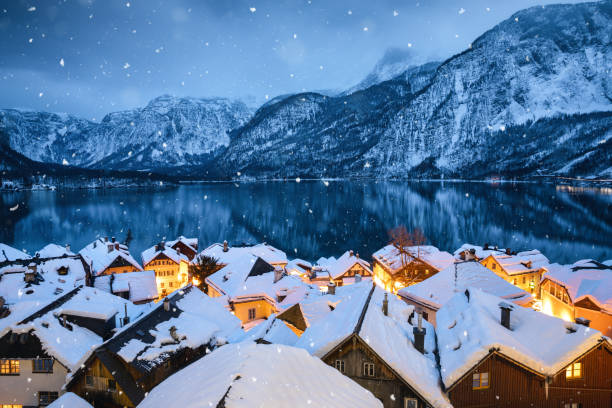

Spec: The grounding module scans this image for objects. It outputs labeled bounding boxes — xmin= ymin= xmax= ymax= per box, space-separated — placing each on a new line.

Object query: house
xmin=285 ymin=258 xmax=313 ymax=279
xmin=165 ymin=236 xmax=198 ymax=261
xmin=479 ymin=249 xmax=549 ymax=295
xmin=541 ymin=260 xmax=612 ymax=336
xmin=398 ymin=261 xmax=533 ymax=327
xmin=245 ymin=313 xmax=299 ymax=345
xmin=138 ymin=342 xmax=383 ymax=408
xmin=0 ymin=243 xmax=31 ymax=263
xmin=79 ymin=237 xmax=142 ymax=277
xmin=372 ymin=244 xmax=455 ymax=292
xmin=201 ymin=241 xmax=288 ymax=269
xmin=296 ymin=281 xmax=451 ymax=408
xmin=436 ymin=288 xmax=612 ymax=408
xmin=36 ymin=243 xmax=74 ymax=259
xmin=93 ymin=271 xmax=158 ymax=304
xmin=310 ymin=250 xmax=372 ymax=289
xmin=141 ymin=242 xmax=190 ymax=297
xmin=0 ymin=286 xmax=139 ymax=408
xmin=66 ymin=285 xmax=243 ymax=407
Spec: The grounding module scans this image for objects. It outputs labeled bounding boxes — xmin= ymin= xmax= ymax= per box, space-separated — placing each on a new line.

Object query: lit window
xmin=32 ymin=359 xmax=53 ymax=373
xmin=363 ymin=362 xmax=375 ymax=377
xmin=513 ymin=279 xmax=517 ymax=285
xmin=566 ymin=362 xmax=581 ymax=379
xmin=404 ymin=398 xmax=418 ymax=408
xmin=2 ymin=405 xmax=23 ymax=408
xmin=248 ymin=308 xmax=256 ymax=320
xmin=335 ymin=360 xmax=345 ymax=373
xmin=38 ymin=391 xmax=58 ymax=405
xmin=0 ymin=360 xmax=20 ymax=375
xmin=564 ymin=403 xmax=581 ymax=408
xmin=492 ymin=263 xmax=496 ymax=270
xmin=472 ymin=372 xmax=489 ymax=389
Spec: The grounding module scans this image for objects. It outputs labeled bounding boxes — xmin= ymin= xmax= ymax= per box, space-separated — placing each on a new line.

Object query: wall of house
xmin=323 ymin=338 xmax=426 ymax=408
xmin=448 ymin=348 xmax=612 ymax=408
xmin=146 ymin=257 xmax=188 ymax=297
xmin=574 ymin=301 xmax=612 ymax=337
xmin=481 ymin=257 xmax=542 ymax=296
xmin=70 ymin=356 xmax=133 ymax=407
xmin=372 ymin=261 xmax=435 ymax=293
xmin=373 ymin=262 xmax=394 ymax=292
xmin=0 ymin=358 xmax=68 ymax=407
xmin=233 ymin=299 xmax=275 ymax=324
xmin=102 ymin=264 xmax=140 ymax=276
xmin=541 ymin=289 xmax=575 ymax=322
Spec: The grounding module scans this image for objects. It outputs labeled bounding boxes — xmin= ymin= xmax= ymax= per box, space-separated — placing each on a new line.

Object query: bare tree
xmin=189 ymin=255 xmax=221 ymax=292
xmin=388 ymin=226 xmax=427 ymax=287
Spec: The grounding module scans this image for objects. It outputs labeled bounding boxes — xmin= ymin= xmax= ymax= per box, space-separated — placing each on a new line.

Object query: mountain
xmin=1 ymin=95 xmax=252 ymax=173
xmin=217 ymin=1 xmax=612 ymax=179
xmin=1 ymin=1 xmax=611 ymax=180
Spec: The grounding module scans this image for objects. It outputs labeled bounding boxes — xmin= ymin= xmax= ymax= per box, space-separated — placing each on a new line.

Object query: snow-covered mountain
xmin=219 ymin=1 xmax=612 ymax=179
xmin=1 ymin=1 xmax=611 ymax=179
xmin=1 ymin=95 xmax=252 ymax=172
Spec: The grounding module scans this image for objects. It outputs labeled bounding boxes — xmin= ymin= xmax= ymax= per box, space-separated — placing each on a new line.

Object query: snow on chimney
xmin=355 ymin=273 xmax=362 ymax=283
xmin=349 ymin=250 xmax=354 ymax=257
xmin=65 ymin=244 xmax=71 ymax=252
xmin=327 ymin=281 xmax=336 ymax=295
xmin=413 ymin=312 xmax=426 ymax=354
xmin=499 ymin=302 xmax=513 ymax=330
xmin=223 ymin=240 xmax=229 ymax=252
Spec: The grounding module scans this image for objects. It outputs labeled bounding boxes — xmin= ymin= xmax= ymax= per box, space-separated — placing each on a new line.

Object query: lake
xmin=1 ymin=181 xmax=611 ymax=265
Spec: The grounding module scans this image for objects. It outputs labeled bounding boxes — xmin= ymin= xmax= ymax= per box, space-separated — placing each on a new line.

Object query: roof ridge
xmin=18 ymin=285 xmax=82 ymax=325
xmin=353 ymin=284 xmax=376 ymax=335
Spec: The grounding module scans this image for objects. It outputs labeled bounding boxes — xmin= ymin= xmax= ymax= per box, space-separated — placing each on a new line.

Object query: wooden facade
xmin=447 ymin=342 xmax=612 ymax=408
xmin=373 ymin=258 xmax=439 ymax=293
xmin=99 ymin=256 xmax=141 ymax=276
xmin=480 ymin=255 xmax=544 ymax=296
xmin=322 ymin=334 xmax=429 ymax=408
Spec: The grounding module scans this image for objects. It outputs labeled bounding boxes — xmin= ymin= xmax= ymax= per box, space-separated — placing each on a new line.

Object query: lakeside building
xmin=372 ymin=244 xmax=455 ymax=292
xmin=310 ymin=250 xmax=373 ymax=290
xmin=141 ymin=242 xmax=190 ymax=297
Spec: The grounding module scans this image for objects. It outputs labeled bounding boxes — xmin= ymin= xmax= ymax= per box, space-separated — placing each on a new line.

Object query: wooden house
xmin=372 ymin=244 xmax=455 ymax=292
xmin=66 ymin=285 xmax=243 ymax=407
xmin=310 ymin=250 xmax=372 ymax=290
xmin=541 ymin=260 xmax=612 ymax=336
xmin=480 ymin=250 xmax=549 ymax=295
xmin=437 ymin=288 xmax=612 ymax=408
xmin=399 ymin=261 xmax=533 ymax=327
xmin=296 ymin=282 xmax=451 ymax=408
xmin=141 ymin=242 xmax=190 ymax=297
xmin=79 ymin=238 xmax=142 ymax=277
xmin=165 ymin=236 xmax=198 ymax=261
xmin=0 ymin=286 xmax=136 ymax=408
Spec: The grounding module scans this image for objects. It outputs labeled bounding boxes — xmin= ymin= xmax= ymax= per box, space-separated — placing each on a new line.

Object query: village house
xmin=372 ymin=244 xmax=455 ymax=292
xmin=0 ymin=243 xmax=31 ymax=263
xmin=138 ymin=342 xmax=383 ymax=408
xmin=541 ymin=260 xmax=612 ymax=335
xmin=398 ymin=261 xmax=533 ymax=326
xmin=79 ymin=237 xmax=143 ymax=277
xmin=201 ymin=241 xmax=289 ymax=269
xmin=436 ymin=288 xmax=612 ymax=408
xmin=455 ymin=244 xmax=550 ymax=295
xmin=245 ymin=313 xmax=300 ymax=345
xmin=141 ymin=241 xmax=190 ymax=297
xmin=66 ymin=285 xmax=243 ymax=407
xmin=93 ymin=271 xmax=158 ymax=304
xmin=296 ymin=281 xmax=451 ymax=408
xmin=0 ymin=286 xmax=139 ymax=407
xmin=310 ymin=250 xmax=372 ymax=290
xmin=285 ymin=258 xmax=313 ymax=279
xmin=165 ymin=236 xmax=199 ymax=261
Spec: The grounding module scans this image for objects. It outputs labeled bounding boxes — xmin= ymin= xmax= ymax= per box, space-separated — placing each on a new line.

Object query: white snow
xmin=137 ymin=342 xmax=382 ymax=408
xmin=79 ymin=238 xmax=142 ymax=276
xmin=320 ymin=250 xmax=371 ymax=280
xmin=0 ymin=243 xmax=31 ymax=262
xmin=94 ymin=270 xmax=158 ymax=303
xmin=436 ymin=288 xmax=605 ymax=388
xmin=373 ymin=244 xmax=455 ymax=273
xmin=141 ymin=243 xmax=189 ymax=266
xmin=37 ymin=243 xmax=74 ymax=258
xmin=47 ymin=392 xmax=92 ymax=408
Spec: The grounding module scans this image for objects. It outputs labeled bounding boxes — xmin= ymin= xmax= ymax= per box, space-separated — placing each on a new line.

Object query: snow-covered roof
xmin=456 ymin=244 xmax=550 ymax=275
xmin=201 ymin=242 xmax=288 ymax=266
xmin=322 ymin=250 xmax=371 ymax=279
xmin=545 ymin=260 xmax=612 ymax=312
xmin=296 ymin=282 xmax=450 ymax=408
xmin=79 ymin=238 xmax=142 ymax=276
xmin=245 ymin=314 xmax=298 ymax=346
xmin=141 ymin=243 xmax=189 ymax=266
xmin=94 ymin=271 xmax=158 ymax=303
xmin=0 ymin=243 xmax=31 ymax=262
xmin=166 ymin=236 xmax=198 ymax=250
xmin=109 ymin=286 xmax=243 ymax=371
xmin=399 ymin=261 xmax=533 ymax=310
xmin=2 ymin=286 xmax=139 ymax=371
xmin=47 ymin=392 xmax=92 ymax=408
xmin=436 ymin=288 xmax=606 ymax=389
xmin=285 ymin=258 xmax=312 ymax=275
xmin=232 ymin=273 xmax=315 ymax=310
xmin=373 ymin=244 xmax=455 ymax=274
xmin=138 ymin=342 xmax=383 ymax=408
xmin=37 ymin=243 xmax=75 ymax=258
xmin=453 ymin=243 xmax=509 ymax=260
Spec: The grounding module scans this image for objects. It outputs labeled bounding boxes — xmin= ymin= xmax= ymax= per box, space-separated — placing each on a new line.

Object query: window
xmin=564 ymin=404 xmax=581 ymax=408
xmin=334 ymin=360 xmax=345 ymax=373
xmin=522 ymin=276 xmax=526 ymax=284
xmin=38 ymin=391 xmax=58 ymax=405
xmin=492 ymin=263 xmax=496 ymax=270
xmin=566 ymin=362 xmax=581 ymax=379
xmin=108 ymin=379 xmax=117 ymax=391
xmin=363 ymin=362 xmax=375 ymax=377
xmin=2 ymin=405 xmax=23 ymax=408
xmin=32 ymin=359 xmax=53 ymax=373
xmin=513 ymin=279 xmax=517 ymax=285
xmin=160 ymin=282 xmax=165 ymax=288
xmin=472 ymin=372 xmax=489 ymax=389
xmin=0 ymin=360 xmax=19 ymax=375
xmin=404 ymin=398 xmax=418 ymax=408
xmin=86 ymin=375 xmax=94 ymax=386
xmin=169 ymin=282 xmax=174 ymax=288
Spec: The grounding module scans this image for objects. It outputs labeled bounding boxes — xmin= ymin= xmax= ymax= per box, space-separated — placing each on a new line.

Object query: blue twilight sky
xmin=0 ymin=0 xmax=588 ymax=119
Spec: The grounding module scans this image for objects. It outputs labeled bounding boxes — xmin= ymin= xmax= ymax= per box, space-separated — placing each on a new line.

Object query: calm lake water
xmin=1 ymin=181 xmax=611 ymax=265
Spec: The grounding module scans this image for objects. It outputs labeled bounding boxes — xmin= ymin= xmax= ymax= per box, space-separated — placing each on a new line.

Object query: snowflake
xmin=59 ymin=58 xmax=65 ymax=67
xmin=459 ymin=8 xmax=466 ymax=14
xmin=249 ymin=7 xmax=256 ymax=13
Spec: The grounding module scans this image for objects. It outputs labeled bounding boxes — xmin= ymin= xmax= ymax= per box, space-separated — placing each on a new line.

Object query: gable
xmin=107 ymin=256 xmax=137 ymax=270
xmin=574 ymin=296 xmax=601 ymax=311
xmin=248 ymin=257 xmax=275 ymax=277
xmin=277 ymin=303 xmax=309 ymax=332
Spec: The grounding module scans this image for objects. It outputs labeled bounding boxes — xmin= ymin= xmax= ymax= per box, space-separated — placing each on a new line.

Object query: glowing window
xmin=472 ymin=372 xmax=489 ymax=389
xmin=566 ymin=362 xmax=581 ymax=379
xmin=0 ymin=360 xmax=19 ymax=375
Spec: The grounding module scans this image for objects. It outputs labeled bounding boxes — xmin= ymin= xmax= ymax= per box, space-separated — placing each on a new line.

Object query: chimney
xmin=163 ymin=297 xmax=170 ymax=312
xmin=105 ymin=236 xmax=109 ymax=242
xmin=169 ymin=325 xmax=179 ymax=341
xmin=483 ymin=243 xmax=489 ymax=250
xmin=273 ymin=267 xmax=284 ymax=283
xmin=223 ymin=240 xmax=229 ymax=252
xmin=65 ymin=244 xmax=71 ymax=252
xmin=355 ymin=273 xmax=362 ymax=283
xmin=505 ymin=247 xmax=511 ymax=255
xmin=575 ymin=317 xmax=591 ymax=327
xmin=327 ymin=281 xmax=336 ymax=295
xmin=413 ymin=313 xmax=426 ymax=354
xmin=62 ymin=314 xmax=67 ymax=327
xmin=356 ymin=252 xmax=359 ymax=259
xmin=107 ymin=244 xmax=113 ymax=253
xmin=349 ymin=250 xmax=354 ymax=257
xmin=382 ymin=292 xmax=389 ymax=316
xmin=111 ymin=236 xmax=116 ymax=243
xmin=122 ymin=303 xmax=130 ymax=326
xmin=459 ymin=251 xmax=466 ymax=260
xmin=499 ymin=302 xmax=513 ymax=329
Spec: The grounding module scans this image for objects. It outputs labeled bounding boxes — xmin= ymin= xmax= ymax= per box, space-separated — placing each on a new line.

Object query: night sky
xmin=0 ymin=0 xmax=587 ymax=119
